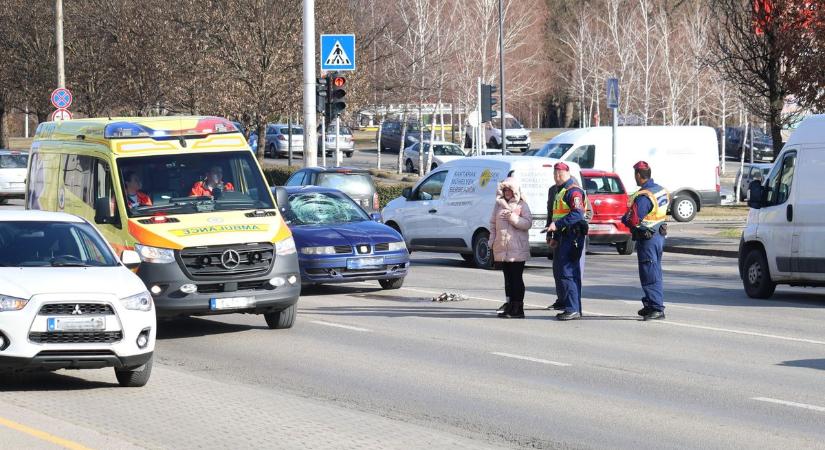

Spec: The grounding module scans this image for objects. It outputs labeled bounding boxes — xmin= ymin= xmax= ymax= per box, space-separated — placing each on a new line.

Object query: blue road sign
xmin=606 ymin=78 xmax=619 ymax=109
xmin=50 ymin=88 xmax=73 ymax=109
xmin=320 ymin=34 xmax=355 ymax=71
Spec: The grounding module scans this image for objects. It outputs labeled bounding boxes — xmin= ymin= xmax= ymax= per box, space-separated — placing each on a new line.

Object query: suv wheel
xmin=472 ymin=230 xmax=494 ymax=269
xmin=742 ymin=248 xmax=776 ymax=298
xmin=267 ymin=144 xmax=276 ymax=158
xmin=672 ymin=196 xmax=697 ymax=222
xmin=264 ymin=304 xmax=296 ymax=329
xmin=115 ymin=355 xmax=153 ymax=387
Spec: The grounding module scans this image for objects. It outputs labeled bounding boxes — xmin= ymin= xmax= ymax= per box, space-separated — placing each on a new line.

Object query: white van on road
xmin=538 ymin=126 xmax=720 ymax=222
xmin=739 ymin=114 xmax=825 ymax=298
xmin=381 ymin=156 xmax=581 ymax=268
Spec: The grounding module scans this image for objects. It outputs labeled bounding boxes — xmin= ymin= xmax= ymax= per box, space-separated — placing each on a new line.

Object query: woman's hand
xmin=499 ymin=209 xmax=512 ymax=218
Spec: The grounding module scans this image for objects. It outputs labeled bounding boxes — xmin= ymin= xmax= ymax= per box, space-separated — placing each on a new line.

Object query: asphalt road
xmin=2 ymin=239 xmax=824 ymax=449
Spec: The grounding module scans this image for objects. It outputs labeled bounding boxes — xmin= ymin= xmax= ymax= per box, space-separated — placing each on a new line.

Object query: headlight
xmin=134 ymin=244 xmax=175 ymax=264
xmin=0 ymin=294 xmax=28 ymax=312
xmin=387 ymin=241 xmax=406 ymax=251
xmin=276 ymin=237 xmax=297 ymax=256
xmin=300 ymin=245 xmax=335 ymax=255
xmin=120 ymin=291 xmax=153 ymax=312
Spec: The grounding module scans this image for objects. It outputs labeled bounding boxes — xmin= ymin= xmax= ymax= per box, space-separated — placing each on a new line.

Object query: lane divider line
xmin=0 ymin=416 xmax=93 ymax=450
xmin=751 ymin=397 xmax=825 ymax=413
xmin=491 ymin=352 xmax=571 ymax=367
xmin=309 ymin=320 xmax=371 ymax=333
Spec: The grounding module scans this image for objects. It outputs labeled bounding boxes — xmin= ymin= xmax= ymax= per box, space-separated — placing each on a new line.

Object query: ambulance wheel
xmin=672 ymin=195 xmax=697 ymax=222
xmin=264 ymin=304 xmax=296 ymax=329
xmin=115 ymin=356 xmax=153 ymax=387
xmin=616 ymin=239 xmax=635 ymax=255
xmin=472 ymin=230 xmax=494 ymax=269
xmin=743 ymin=248 xmax=776 ymax=299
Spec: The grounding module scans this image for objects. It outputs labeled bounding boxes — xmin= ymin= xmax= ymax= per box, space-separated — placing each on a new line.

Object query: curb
xmin=664 ymin=245 xmax=738 ymax=259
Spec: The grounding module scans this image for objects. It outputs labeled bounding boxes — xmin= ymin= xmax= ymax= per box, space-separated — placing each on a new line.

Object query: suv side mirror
xmin=94 ymin=197 xmax=118 ymax=225
xmin=121 ymin=249 xmax=141 ymax=269
xmin=274 ymin=186 xmax=289 ymax=210
xmin=401 ymin=187 xmax=412 ymax=200
xmin=747 ymin=180 xmax=763 ymax=209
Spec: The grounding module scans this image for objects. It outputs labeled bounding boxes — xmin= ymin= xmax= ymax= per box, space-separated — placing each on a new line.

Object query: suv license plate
xmin=47 ymin=317 xmax=106 ymax=332
xmin=347 ymin=257 xmax=384 ymax=269
xmin=210 ymin=297 xmax=254 ymax=310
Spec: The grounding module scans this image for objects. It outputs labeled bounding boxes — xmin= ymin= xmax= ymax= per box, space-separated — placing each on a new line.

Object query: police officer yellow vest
xmin=628 ymin=187 xmax=670 ymax=228
xmin=552 ymin=184 xmax=588 ymax=222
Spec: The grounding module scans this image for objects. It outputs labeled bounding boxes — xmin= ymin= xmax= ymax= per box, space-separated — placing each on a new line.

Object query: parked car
xmin=403 ymin=141 xmax=466 ymax=173
xmin=464 ymin=113 xmax=531 ymax=152
xmin=317 ymin=125 xmax=354 ymax=157
xmin=735 ymin=162 xmax=773 ymax=201
xmin=581 ymin=169 xmax=633 ymax=255
xmin=284 ymin=167 xmax=380 ymax=213
xmin=719 ymin=126 xmax=774 ymax=162
xmin=739 ymin=114 xmax=825 ymax=299
xmin=264 ymin=123 xmax=304 ymax=158
xmin=0 ymin=210 xmax=155 ymax=386
xmin=0 ymin=150 xmax=27 ymax=205
xmin=274 ymin=186 xmax=409 ymax=289
xmin=248 ymin=130 xmax=258 ymax=151
xmin=379 ymin=120 xmax=427 ymax=154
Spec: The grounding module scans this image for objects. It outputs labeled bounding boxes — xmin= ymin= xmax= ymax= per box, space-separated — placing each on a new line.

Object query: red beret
xmin=633 ymin=161 xmax=650 ymax=170
xmin=554 ymin=162 xmax=570 ymax=171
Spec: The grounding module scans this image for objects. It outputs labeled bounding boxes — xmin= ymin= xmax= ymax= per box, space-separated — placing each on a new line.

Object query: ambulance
xmin=26 ymin=116 xmax=300 ymax=328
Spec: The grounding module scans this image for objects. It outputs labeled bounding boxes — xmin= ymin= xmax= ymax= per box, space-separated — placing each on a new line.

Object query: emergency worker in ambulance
xmin=545 ymin=162 xmax=588 ymax=321
xmin=621 ymin=161 xmax=670 ymax=320
xmin=190 ymin=165 xmax=235 ymax=198
xmin=124 ymin=171 xmax=152 ymax=209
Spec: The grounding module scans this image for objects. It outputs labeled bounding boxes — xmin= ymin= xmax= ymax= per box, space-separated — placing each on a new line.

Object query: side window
xmin=414 ymin=171 xmax=447 ymax=201
xmin=765 ymin=152 xmax=796 ymax=206
xmin=63 ymin=154 xmax=95 ymax=206
xmin=94 ymin=159 xmax=117 ymax=210
xmin=567 ymin=145 xmax=595 ymax=169
xmin=286 ymin=172 xmax=306 ymax=186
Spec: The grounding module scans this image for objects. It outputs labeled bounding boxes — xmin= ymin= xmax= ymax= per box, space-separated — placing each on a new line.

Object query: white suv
xmin=0 ymin=211 xmax=156 ymax=387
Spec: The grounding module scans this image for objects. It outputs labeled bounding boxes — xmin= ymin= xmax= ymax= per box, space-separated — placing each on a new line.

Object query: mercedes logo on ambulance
xmin=220 ymin=249 xmax=241 ymax=270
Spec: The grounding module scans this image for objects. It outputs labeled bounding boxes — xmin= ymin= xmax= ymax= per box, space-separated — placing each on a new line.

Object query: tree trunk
xmin=256 ymin=121 xmax=266 ymax=163
xmin=0 ymin=104 xmax=8 ymax=149
xmin=376 ymin=119 xmax=384 ymax=170
xmin=397 ymin=111 xmax=407 ymax=175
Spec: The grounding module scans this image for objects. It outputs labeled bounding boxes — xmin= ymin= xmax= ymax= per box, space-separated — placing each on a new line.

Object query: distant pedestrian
xmin=545 ymin=162 xmax=588 ymax=321
xmin=621 ymin=161 xmax=670 ymax=320
xmin=489 ymin=177 xmax=533 ymax=318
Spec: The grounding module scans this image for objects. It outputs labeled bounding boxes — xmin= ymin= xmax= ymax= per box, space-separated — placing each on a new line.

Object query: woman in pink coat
xmin=489 ymin=177 xmax=533 ymax=318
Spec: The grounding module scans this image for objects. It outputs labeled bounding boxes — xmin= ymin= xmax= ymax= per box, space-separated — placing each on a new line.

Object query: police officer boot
xmin=497 ymin=302 xmax=511 ymax=318
xmin=506 ymin=302 xmax=525 ymax=319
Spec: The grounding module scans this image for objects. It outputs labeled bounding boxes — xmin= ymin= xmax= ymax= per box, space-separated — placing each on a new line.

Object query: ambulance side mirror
xmin=94 ymin=197 xmax=118 ymax=225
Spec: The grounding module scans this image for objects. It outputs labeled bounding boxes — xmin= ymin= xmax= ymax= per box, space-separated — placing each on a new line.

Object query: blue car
xmin=273 ymin=186 xmax=409 ymax=289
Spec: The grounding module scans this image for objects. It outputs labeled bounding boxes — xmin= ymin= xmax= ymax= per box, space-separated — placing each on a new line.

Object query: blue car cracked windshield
xmin=275 ymin=186 xmax=409 ymax=289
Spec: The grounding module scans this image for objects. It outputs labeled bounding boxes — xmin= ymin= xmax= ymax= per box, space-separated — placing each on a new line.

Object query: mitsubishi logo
xmin=220 ymin=249 xmax=241 ymax=270
xmin=71 ymin=304 xmax=83 ymax=315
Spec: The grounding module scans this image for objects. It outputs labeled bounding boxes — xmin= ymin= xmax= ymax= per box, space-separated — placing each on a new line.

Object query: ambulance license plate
xmin=47 ymin=317 xmax=106 ymax=332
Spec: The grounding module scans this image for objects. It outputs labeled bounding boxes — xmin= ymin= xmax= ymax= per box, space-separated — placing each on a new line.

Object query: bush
xmin=262 ymin=166 xmax=300 ymax=186
xmin=376 ymin=181 xmax=414 ymax=208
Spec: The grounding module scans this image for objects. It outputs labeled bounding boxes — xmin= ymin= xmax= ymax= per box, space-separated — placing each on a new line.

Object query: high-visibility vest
xmin=552 ymin=184 xmax=588 ymax=223
xmin=628 ymin=185 xmax=670 ymax=229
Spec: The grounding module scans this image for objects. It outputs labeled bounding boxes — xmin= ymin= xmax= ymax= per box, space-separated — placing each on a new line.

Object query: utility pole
xmin=498 ymin=0 xmax=506 ymax=153
xmin=303 ymin=0 xmax=318 ymax=166
xmin=55 ymin=0 xmax=65 ymax=88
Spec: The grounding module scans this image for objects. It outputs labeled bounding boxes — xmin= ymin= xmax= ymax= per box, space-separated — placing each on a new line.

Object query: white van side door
xmin=759 ymin=149 xmax=798 ymax=280
xmin=402 ymin=170 xmax=451 ymax=247
xmin=789 ymin=145 xmax=825 ymax=281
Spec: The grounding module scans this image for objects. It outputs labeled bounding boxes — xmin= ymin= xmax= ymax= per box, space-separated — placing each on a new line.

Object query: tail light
xmin=373 ymin=192 xmax=380 ymax=210
xmin=716 ymin=166 xmax=721 ymax=193
xmin=277 ymin=135 xmax=287 ymax=141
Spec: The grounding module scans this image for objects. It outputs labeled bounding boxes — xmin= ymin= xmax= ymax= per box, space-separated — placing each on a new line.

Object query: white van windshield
xmin=117 ymin=151 xmax=274 ymax=217
xmin=491 ymin=117 xmax=522 ymax=129
xmin=535 ymin=143 xmax=572 ymax=159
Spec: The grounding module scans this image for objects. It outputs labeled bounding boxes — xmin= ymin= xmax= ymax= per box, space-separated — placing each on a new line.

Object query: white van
xmin=538 ymin=126 xmax=720 ymax=221
xmin=464 ymin=113 xmax=532 ymax=152
xmin=739 ymin=114 xmax=825 ymax=298
xmin=381 ymin=156 xmax=581 ymax=268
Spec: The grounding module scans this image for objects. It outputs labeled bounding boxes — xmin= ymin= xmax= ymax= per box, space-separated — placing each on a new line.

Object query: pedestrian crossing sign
xmin=321 ymin=34 xmax=356 ymax=71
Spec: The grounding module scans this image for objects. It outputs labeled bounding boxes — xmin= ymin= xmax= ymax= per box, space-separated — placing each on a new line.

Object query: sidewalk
xmin=664 ymin=219 xmax=742 ymax=258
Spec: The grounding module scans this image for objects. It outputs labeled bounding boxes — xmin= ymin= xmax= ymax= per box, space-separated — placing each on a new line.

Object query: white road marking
xmin=309 ymin=320 xmax=371 ymax=333
xmin=752 ymin=397 xmax=825 ymax=413
xmin=620 ymin=300 xmax=718 ymax=312
xmin=491 ymin=352 xmax=571 ymax=367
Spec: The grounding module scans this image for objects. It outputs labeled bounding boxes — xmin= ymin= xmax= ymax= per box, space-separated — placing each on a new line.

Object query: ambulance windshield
xmin=117 ymin=151 xmax=274 ymax=217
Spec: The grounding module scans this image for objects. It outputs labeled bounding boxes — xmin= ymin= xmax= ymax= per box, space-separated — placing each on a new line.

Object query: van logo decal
xmin=220 ymin=249 xmax=241 ymax=270
xmin=169 ymin=224 xmax=269 ymax=237
xmin=71 ymin=304 xmax=83 ymax=315
xmin=480 ymin=169 xmax=493 ymax=188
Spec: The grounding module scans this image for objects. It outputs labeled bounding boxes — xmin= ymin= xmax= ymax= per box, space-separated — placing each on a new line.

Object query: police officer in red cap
xmin=544 ymin=162 xmax=588 ymax=320
xmin=622 ymin=161 xmax=670 ymax=320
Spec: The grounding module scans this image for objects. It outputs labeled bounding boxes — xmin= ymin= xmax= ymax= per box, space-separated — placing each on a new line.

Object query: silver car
xmin=0 ymin=150 xmax=27 ymax=205
xmin=264 ymin=124 xmax=305 ymax=158
xmin=317 ymin=125 xmax=354 ymax=157
xmin=735 ymin=163 xmax=773 ymax=201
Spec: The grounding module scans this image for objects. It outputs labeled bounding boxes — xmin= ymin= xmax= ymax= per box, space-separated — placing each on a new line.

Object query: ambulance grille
xmin=178 ymin=243 xmax=275 ymax=279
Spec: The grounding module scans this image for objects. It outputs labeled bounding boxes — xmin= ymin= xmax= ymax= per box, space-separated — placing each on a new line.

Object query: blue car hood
xmin=291 ymin=220 xmax=401 ymax=248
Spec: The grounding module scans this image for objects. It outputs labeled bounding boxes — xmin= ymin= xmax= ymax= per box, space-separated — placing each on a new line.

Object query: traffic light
xmin=481 ymin=84 xmax=498 ymax=123
xmin=326 ymin=73 xmax=347 ymax=122
xmin=316 ymin=76 xmax=328 ymax=114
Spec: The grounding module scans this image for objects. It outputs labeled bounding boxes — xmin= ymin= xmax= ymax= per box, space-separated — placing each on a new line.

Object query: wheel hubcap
xmin=476 ymin=240 xmax=490 ymax=264
xmin=747 ymin=262 xmax=761 ymax=285
xmin=678 ymin=200 xmax=694 ymax=218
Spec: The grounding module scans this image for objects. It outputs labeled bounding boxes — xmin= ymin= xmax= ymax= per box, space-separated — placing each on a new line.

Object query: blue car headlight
xmin=301 ymin=246 xmax=336 ymax=255
xmin=387 ymin=241 xmax=406 ymax=251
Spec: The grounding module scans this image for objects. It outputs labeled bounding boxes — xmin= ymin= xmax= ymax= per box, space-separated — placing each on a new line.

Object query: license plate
xmin=347 ymin=257 xmax=384 ymax=269
xmin=588 ymin=224 xmax=615 ymax=232
xmin=210 ymin=296 xmax=254 ymax=310
xmin=532 ymin=219 xmax=546 ymax=229
xmin=47 ymin=317 xmax=106 ymax=332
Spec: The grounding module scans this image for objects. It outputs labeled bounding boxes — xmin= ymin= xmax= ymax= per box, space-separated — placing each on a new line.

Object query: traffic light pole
xmin=498 ymin=0 xmax=506 ymax=153
xmin=321 ymin=116 xmax=327 ymax=167
xmin=335 ymin=117 xmax=341 ymax=167
xmin=302 ymin=0 xmax=318 ymax=167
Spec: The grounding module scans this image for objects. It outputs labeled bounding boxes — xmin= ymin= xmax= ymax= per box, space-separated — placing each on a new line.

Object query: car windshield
xmin=491 ymin=117 xmax=522 ymax=129
xmin=423 ymin=144 xmax=464 ymax=156
xmin=280 ymin=128 xmax=303 ymax=135
xmin=0 ymin=154 xmax=27 ymax=169
xmin=117 ymin=151 xmax=274 ymax=217
xmin=535 ymin=143 xmax=573 ymax=159
xmin=583 ymin=175 xmax=624 ymax=194
xmin=316 ymin=173 xmax=374 ymax=196
xmin=0 ymin=221 xmax=118 ymax=267
xmin=320 ymin=126 xmax=351 ymax=135
xmin=284 ymin=192 xmax=369 ymax=226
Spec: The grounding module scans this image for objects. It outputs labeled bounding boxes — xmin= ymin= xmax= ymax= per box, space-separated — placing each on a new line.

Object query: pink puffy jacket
xmin=489 ymin=177 xmax=533 ymax=262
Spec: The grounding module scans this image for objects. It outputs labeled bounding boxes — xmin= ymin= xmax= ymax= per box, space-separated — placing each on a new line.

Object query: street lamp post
xmin=303 ymin=0 xmax=318 ymax=167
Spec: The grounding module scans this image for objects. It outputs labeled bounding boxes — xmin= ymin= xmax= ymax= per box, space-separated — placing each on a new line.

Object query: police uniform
xmin=622 ymin=161 xmax=670 ymax=320
xmin=550 ymin=164 xmax=587 ymax=319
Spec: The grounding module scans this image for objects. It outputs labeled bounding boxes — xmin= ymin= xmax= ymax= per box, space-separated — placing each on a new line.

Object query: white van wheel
xmin=472 ymin=231 xmax=494 ymax=269
xmin=743 ymin=248 xmax=776 ymax=298
xmin=672 ymin=196 xmax=697 ymax=222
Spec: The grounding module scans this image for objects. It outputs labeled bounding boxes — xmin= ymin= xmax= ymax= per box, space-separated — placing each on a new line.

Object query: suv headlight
xmin=387 ymin=241 xmax=406 ymax=251
xmin=120 ymin=291 xmax=153 ymax=312
xmin=300 ymin=245 xmax=335 ymax=255
xmin=0 ymin=294 xmax=28 ymax=312
xmin=276 ymin=237 xmax=297 ymax=256
xmin=135 ymin=244 xmax=175 ymax=264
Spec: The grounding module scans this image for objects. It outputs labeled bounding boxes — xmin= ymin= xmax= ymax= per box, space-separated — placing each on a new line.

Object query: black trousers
xmin=502 ymin=261 xmax=526 ymax=304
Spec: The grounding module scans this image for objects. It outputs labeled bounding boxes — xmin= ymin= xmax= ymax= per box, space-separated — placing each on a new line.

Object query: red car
xmin=581 ymin=169 xmax=634 ymax=255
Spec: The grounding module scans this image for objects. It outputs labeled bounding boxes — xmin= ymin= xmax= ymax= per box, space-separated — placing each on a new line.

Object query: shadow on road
xmin=157 ymin=316 xmax=265 ymax=340
xmin=779 ymin=359 xmax=825 ymax=371
xmin=0 ymin=371 xmax=117 ymax=391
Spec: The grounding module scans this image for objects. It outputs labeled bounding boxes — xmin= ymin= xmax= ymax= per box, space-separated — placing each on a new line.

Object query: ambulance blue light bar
xmin=104 ymin=117 xmax=239 ymax=140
